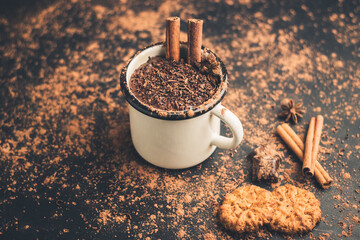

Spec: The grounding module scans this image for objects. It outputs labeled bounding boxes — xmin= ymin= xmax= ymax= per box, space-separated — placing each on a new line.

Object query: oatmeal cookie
xmin=269 ymin=184 xmax=321 ymax=234
xmin=219 ymin=185 xmax=276 ymax=233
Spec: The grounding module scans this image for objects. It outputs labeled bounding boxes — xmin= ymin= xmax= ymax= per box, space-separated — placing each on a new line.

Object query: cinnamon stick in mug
xmin=303 ymin=117 xmax=316 ymax=177
xmin=187 ymin=19 xmax=203 ymax=64
xmin=166 ymin=17 xmax=180 ymax=61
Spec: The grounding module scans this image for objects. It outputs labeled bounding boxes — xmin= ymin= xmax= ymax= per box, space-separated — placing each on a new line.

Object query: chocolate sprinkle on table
xmin=0 ymin=0 xmax=359 ymax=239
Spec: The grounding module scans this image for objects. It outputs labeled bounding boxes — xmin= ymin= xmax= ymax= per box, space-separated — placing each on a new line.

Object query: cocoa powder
xmin=0 ymin=0 xmax=359 ymax=239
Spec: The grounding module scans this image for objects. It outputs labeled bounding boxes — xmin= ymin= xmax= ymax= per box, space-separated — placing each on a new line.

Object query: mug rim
xmin=120 ymin=42 xmax=228 ymax=120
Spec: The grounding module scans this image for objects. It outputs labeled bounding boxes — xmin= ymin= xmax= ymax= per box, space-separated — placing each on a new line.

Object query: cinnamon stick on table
xmin=311 ymin=115 xmax=324 ymax=174
xmin=277 ymin=123 xmax=333 ymax=189
xmin=303 ymin=117 xmax=316 ymax=177
xmin=165 ymin=17 xmax=180 ymax=61
xmin=187 ymin=19 xmax=203 ymax=64
xmin=303 ymin=115 xmax=324 ymax=177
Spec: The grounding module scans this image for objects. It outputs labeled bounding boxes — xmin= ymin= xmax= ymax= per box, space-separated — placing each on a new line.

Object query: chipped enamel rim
xmin=120 ymin=42 xmax=228 ymax=120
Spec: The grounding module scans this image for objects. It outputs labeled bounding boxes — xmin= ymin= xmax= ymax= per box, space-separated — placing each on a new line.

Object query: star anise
xmin=194 ymin=50 xmax=222 ymax=78
xmin=279 ymin=98 xmax=305 ymax=124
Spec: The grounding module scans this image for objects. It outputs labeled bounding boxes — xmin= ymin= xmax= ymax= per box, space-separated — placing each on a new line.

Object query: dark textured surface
xmin=0 ymin=0 xmax=359 ymax=239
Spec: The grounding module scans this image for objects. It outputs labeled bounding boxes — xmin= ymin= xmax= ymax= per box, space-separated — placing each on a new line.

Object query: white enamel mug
xmin=120 ymin=43 xmax=243 ymax=169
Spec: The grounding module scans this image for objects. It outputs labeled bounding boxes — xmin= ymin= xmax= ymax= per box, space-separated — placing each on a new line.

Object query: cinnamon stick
xmin=303 ymin=117 xmax=316 ymax=177
xmin=282 ymin=123 xmax=304 ymax=149
xmin=165 ymin=17 xmax=180 ymax=61
xmin=277 ymin=125 xmax=303 ymax=160
xmin=187 ymin=19 xmax=203 ymax=64
xmin=311 ymin=115 xmax=324 ymax=175
xmin=281 ymin=124 xmax=332 ymax=187
xmin=314 ymin=161 xmax=332 ymax=189
xmin=277 ymin=123 xmax=333 ymax=189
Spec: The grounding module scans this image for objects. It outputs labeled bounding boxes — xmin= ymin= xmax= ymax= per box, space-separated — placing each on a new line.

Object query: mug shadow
xmin=88 ymin=94 xmax=243 ymax=179
xmin=88 ymin=101 xmax=171 ymax=173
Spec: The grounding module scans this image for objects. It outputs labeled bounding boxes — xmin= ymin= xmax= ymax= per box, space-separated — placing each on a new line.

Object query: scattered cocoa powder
xmin=0 ymin=0 xmax=359 ymax=239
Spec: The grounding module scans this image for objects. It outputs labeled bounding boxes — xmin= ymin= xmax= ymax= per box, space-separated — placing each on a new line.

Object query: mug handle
xmin=210 ymin=104 xmax=244 ymax=149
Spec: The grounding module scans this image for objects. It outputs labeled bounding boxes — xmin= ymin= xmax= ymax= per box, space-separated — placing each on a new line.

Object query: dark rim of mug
xmin=120 ymin=42 xmax=228 ymax=120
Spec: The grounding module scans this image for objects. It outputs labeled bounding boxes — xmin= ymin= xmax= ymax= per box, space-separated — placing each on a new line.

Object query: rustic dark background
xmin=0 ymin=0 xmax=359 ymax=239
